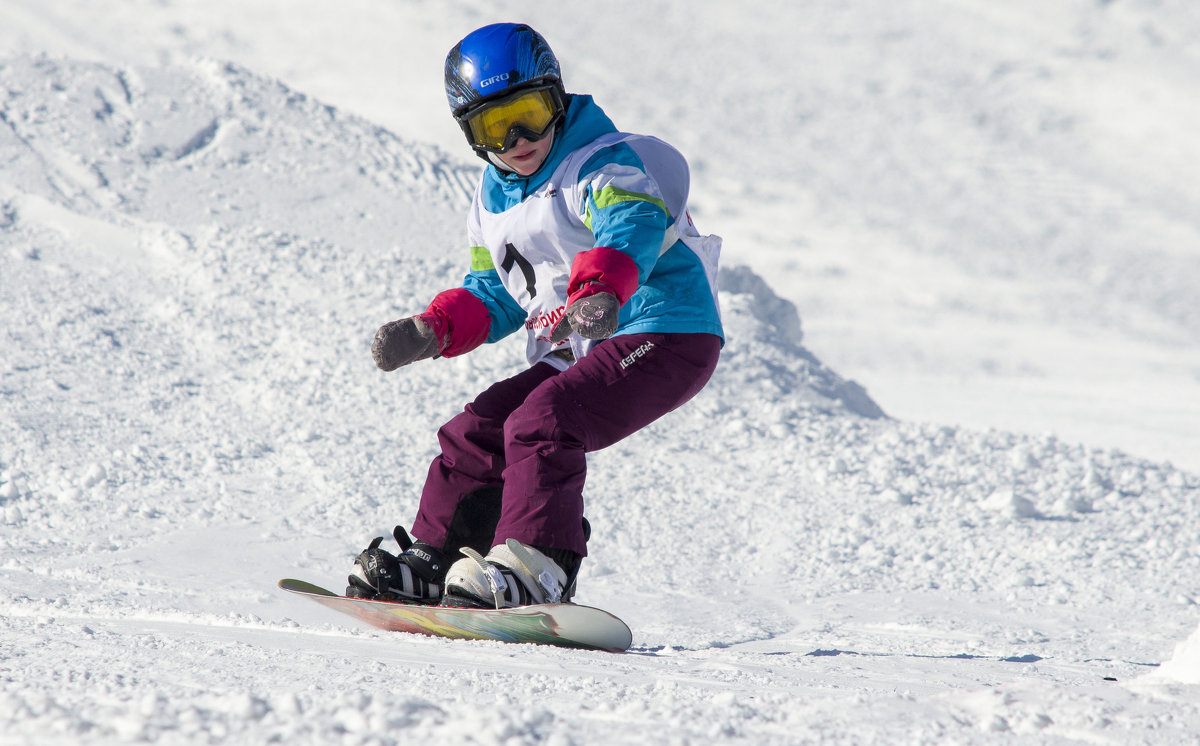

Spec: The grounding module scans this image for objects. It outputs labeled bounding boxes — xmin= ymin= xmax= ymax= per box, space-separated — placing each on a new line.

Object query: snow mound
xmin=716 ymin=264 xmax=886 ymax=420
xmin=1141 ymin=622 xmax=1200 ymax=686
xmin=0 ymin=54 xmax=477 ymax=255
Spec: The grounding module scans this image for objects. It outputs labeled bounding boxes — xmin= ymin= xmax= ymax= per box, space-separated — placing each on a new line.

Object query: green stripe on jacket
xmin=469 ymin=245 xmax=495 ymax=272
xmin=584 ymin=186 xmax=669 ymax=231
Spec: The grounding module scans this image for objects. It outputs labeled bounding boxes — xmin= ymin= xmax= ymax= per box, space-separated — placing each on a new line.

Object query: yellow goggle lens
xmin=465 ymin=89 xmax=557 ymax=151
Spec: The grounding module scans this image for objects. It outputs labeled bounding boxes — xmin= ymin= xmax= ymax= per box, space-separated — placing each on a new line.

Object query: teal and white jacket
xmin=427 ymin=94 xmax=722 ymax=370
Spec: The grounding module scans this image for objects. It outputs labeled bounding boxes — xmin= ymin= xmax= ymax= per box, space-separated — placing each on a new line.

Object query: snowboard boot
xmin=347 ymin=526 xmax=446 ymax=604
xmin=441 ymin=539 xmax=582 ymax=609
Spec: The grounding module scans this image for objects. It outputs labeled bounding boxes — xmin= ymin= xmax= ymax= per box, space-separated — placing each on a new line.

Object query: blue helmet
xmin=444 ymin=23 xmax=563 ymax=116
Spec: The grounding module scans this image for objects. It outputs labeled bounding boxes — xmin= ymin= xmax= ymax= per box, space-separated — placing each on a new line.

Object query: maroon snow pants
xmin=410 ymin=332 xmax=721 ymax=557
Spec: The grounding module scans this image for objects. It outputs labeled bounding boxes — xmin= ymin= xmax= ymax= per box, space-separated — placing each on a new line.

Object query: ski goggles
xmin=456 ymin=85 xmax=564 ymax=153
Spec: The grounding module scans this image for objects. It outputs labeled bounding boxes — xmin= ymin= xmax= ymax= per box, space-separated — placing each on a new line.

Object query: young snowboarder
xmin=348 ymin=22 xmax=723 ymax=609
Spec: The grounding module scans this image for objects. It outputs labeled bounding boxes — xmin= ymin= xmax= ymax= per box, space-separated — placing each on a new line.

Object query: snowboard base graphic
xmin=279 ymin=578 xmax=632 ymax=652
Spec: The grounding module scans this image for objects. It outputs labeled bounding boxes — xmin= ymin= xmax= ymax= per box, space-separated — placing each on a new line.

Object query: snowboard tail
xmin=278 ymin=578 xmax=632 ymax=652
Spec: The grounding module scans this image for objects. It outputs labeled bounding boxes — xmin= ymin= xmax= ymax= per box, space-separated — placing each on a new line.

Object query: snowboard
xmin=278 ymin=578 xmax=632 ymax=652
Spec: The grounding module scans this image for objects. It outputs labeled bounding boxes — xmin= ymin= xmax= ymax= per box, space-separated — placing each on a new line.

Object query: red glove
xmin=549 ymin=247 xmax=639 ymax=343
xmin=371 ymin=315 xmax=442 ymax=371
xmin=371 ymin=289 xmax=491 ymax=371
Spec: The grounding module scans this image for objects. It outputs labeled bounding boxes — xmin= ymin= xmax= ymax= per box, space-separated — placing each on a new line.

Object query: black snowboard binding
xmin=347 ymin=526 xmax=447 ymax=604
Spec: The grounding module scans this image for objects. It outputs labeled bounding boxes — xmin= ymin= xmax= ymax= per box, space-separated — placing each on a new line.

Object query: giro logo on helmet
xmin=480 ymin=73 xmax=510 ymax=88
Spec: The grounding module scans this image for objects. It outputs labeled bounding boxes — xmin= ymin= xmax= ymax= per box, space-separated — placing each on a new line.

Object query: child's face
xmin=496 ymin=130 xmax=555 ymax=176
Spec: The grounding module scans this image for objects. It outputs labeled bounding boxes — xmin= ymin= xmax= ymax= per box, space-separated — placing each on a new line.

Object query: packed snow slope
xmin=2 ymin=50 xmax=1199 ymax=744
xmin=3 ymin=0 xmax=1198 ymax=472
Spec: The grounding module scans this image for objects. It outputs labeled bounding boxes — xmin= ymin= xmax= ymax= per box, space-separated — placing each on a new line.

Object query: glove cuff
xmin=566 ymin=246 xmax=639 ymax=305
xmin=565 ymin=280 xmax=615 ymax=305
xmin=425 ymin=288 xmax=491 ymax=357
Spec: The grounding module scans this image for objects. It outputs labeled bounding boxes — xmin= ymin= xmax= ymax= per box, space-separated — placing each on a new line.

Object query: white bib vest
xmin=470 ymin=133 xmax=721 ymax=368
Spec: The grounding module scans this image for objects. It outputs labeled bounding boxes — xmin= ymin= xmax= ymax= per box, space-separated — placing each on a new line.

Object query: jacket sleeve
xmin=461 ymin=261 xmax=528 ymax=343
xmin=420 ymin=287 xmax=489 ymax=357
xmin=569 ymin=143 xmax=673 ymax=304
